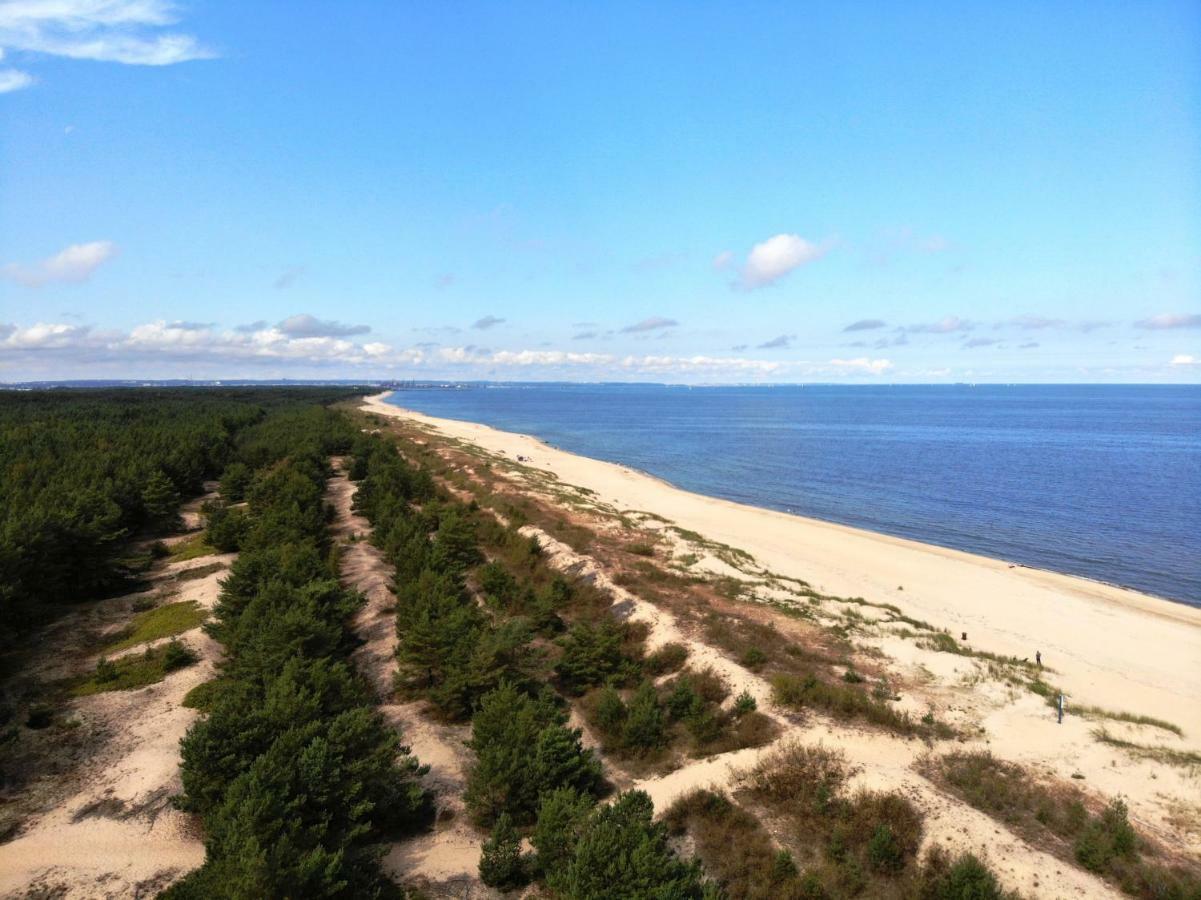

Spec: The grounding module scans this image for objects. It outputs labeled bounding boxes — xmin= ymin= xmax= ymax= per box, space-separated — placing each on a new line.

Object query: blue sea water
xmin=386 ymin=384 xmax=1201 ymax=606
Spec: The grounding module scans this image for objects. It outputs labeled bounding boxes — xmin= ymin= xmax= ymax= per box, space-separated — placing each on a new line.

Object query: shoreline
xmin=363 ymin=392 xmax=1201 ymax=743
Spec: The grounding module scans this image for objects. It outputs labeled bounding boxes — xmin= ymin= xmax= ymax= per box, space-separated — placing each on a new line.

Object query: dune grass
xmin=70 ymin=641 xmax=198 ymax=696
xmin=169 ymin=533 xmax=217 ymax=561
xmin=1092 ymin=728 xmax=1201 ymax=769
xmin=104 ymin=600 xmax=207 ymax=652
xmin=1028 ymin=678 xmax=1184 ymax=737
xmin=929 ymin=750 xmax=1201 ymax=897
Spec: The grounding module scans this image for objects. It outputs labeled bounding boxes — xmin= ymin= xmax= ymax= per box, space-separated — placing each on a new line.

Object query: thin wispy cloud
xmin=904 ymin=315 xmax=973 ymax=334
xmin=1170 ymin=354 xmax=1198 ymax=367
xmin=843 ymin=319 xmax=886 ymax=332
xmin=758 ymin=334 xmax=795 ymax=349
xmin=2 ymin=240 xmax=119 ymax=287
xmin=1136 ymin=313 xmax=1201 ymax=330
xmin=277 ymin=313 xmax=370 ymax=338
xmin=273 ymin=266 xmax=305 ymax=290
xmin=472 ymin=315 xmax=506 ymax=330
xmin=620 ymin=316 xmax=678 ymax=333
xmin=0 ymin=0 xmax=214 ymax=91
xmin=572 ymin=331 xmax=597 ymax=340
xmin=964 ymin=337 xmax=999 ymax=348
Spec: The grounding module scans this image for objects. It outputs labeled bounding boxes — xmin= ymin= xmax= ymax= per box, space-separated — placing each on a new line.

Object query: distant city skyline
xmin=1 ymin=1 xmax=1198 ymax=383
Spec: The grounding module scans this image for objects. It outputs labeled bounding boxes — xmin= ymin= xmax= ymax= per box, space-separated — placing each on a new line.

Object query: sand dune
xmin=365 ymin=393 xmax=1201 ymax=743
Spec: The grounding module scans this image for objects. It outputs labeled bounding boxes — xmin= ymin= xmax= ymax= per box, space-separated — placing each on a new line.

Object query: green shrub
xmin=1075 ymin=799 xmax=1137 ymax=872
xmin=741 ymin=646 xmax=768 ymax=669
xmin=645 ymin=642 xmax=689 ymax=675
xmin=916 ymin=847 xmax=1011 ymax=899
xmin=95 ymin=656 xmax=119 ymax=683
xmin=594 ymin=686 xmax=627 ymax=735
xmin=163 ymin=639 xmax=198 ymax=671
xmin=623 ymin=681 xmax=665 ymax=750
xmin=733 ymin=690 xmax=758 ymax=715
xmin=479 ymin=812 xmax=526 ymax=888
xmin=556 ymin=620 xmax=634 ymax=694
xmin=666 ymin=677 xmax=703 ymax=721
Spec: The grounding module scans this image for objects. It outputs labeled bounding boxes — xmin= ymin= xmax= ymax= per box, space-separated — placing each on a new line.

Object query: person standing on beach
xmin=1057 ymin=692 xmax=1065 ymax=724
xmin=1036 ymin=650 xmax=1042 ymax=668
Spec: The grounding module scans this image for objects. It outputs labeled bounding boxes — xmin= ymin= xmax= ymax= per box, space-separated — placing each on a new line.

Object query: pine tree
xmin=556 ymin=791 xmax=708 ymax=899
xmin=623 ymin=681 xmax=665 ymax=750
xmin=532 ymin=787 xmax=593 ymax=876
xmin=141 ymin=469 xmax=181 ymax=531
xmin=479 ymin=812 xmax=525 ymax=888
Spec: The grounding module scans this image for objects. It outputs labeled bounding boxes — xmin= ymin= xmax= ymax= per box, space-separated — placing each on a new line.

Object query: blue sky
xmin=1 ymin=1 xmax=1198 ymax=383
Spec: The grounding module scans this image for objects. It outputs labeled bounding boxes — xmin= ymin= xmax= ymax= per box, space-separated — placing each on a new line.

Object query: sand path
xmin=325 ymin=462 xmax=489 ymax=897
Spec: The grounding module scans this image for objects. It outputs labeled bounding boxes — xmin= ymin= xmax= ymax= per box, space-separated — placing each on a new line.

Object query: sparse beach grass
xmin=1092 ymin=728 xmax=1201 ymax=769
xmin=927 ymin=750 xmax=1201 ymax=897
xmin=69 ymin=641 xmax=198 ymax=696
xmin=103 ymin=600 xmax=207 ymax=653
xmin=168 ymin=533 xmax=216 ymax=561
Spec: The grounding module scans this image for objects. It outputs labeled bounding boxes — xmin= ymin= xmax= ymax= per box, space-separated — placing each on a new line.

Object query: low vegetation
xmin=930 ymin=750 xmax=1201 ymax=898
xmin=730 ymin=740 xmax=1019 ymax=898
xmin=103 ymin=600 xmax=207 ymax=652
xmin=70 ymin=640 xmax=198 ymax=696
xmin=771 ymin=671 xmax=953 ymax=739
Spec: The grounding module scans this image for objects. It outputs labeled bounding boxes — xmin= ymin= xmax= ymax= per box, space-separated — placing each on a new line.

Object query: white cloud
xmin=2 ymin=240 xmax=118 ymax=287
xmin=0 ymin=66 xmax=33 ymax=91
xmin=733 ymin=233 xmax=829 ymax=290
xmin=1170 ymin=354 xmax=1198 ymax=367
xmin=0 ymin=0 xmax=214 ymax=70
xmin=828 ymin=357 xmax=893 ymax=375
xmin=712 ymin=250 xmax=734 ymax=270
xmin=1137 ymin=313 xmax=1201 ymax=330
xmin=0 ymin=319 xmax=899 ymax=382
xmin=2 ymin=321 xmax=89 ymax=348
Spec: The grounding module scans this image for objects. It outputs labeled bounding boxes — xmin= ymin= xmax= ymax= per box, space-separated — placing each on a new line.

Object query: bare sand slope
xmin=365 ymin=395 xmax=1201 ymax=745
xmin=325 ymin=463 xmax=487 ymax=895
xmin=0 ymin=552 xmax=231 ymax=898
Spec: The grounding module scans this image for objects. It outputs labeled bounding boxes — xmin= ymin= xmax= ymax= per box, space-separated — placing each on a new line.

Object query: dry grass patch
xmin=928 ymin=750 xmax=1201 ymax=899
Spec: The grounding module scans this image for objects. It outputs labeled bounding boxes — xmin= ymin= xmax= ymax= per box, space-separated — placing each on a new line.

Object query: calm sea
xmin=386 ymin=384 xmax=1201 ymax=606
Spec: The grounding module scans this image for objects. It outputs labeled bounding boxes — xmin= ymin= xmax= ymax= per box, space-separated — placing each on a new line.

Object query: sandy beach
xmin=365 ymin=392 xmax=1201 ymax=754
